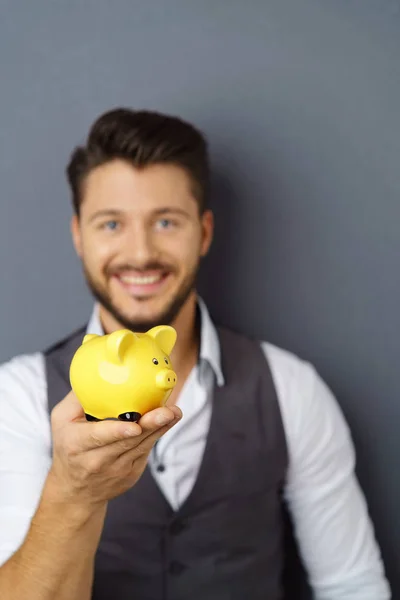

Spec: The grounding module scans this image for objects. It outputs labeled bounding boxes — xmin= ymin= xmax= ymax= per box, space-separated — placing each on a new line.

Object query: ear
xmin=71 ymin=214 xmax=82 ymax=258
xmin=146 ymin=325 xmax=177 ymax=355
xmin=83 ymin=334 xmax=98 ymax=344
xmin=106 ymin=329 xmax=137 ymax=364
xmin=200 ymin=209 xmax=214 ymax=257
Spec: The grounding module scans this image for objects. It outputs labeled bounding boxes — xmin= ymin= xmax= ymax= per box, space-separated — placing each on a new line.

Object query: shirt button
xmin=169 ymin=560 xmax=187 ymax=576
xmin=169 ymin=520 xmax=187 ymax=535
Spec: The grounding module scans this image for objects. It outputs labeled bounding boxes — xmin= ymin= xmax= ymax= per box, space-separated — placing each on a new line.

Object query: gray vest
xmin=44 ymin=323 xmax=309 ymax=600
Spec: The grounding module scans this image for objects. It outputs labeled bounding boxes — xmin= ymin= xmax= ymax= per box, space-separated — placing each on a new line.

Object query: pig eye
xmin=164 ymin=358 xmax=169 ymax=365
xmin=152 ymin=358 xmax=159 ymax=365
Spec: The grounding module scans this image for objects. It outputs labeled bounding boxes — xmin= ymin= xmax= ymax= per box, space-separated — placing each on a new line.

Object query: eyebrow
xmin=153 ymin=207 xmax=191 ymax=219
xmin=87 ymin=209 xmax=123 ymax=224
xmin=88 ymin=207 xmax=192 ymax=223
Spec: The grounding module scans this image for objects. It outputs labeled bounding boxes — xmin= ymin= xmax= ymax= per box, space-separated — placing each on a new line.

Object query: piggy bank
xmin=69 ymin=325 xmax=178 ymax=422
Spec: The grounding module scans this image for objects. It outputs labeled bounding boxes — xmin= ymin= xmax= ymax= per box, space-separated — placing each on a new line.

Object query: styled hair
xmin=66 ymin=107 xmax=210 ymax=215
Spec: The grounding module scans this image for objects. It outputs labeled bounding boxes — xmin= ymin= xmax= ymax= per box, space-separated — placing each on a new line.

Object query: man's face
xmin=71 ymin=159 xmax=213 ymax=332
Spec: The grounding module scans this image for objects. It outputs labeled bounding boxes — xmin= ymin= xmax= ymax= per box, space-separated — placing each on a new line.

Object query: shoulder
xmin=217 ymin=324 xmax=334 ymax=403
xmin=217 ymin=325 xmax=325 ymax=416
xmin=258 ymin=339 xmax=352 ymax=462
xmin=0 ymin=350 xmax=46 ymax=391
xmin=0 ymin=353 xmax=52 ymax=568
xmin=260 ymin=340 xmax=318 ymax=398
xmin=218 ymin=323 xmax=317 ymax=388
xmin=43 ymin=323 xmax=87 ymax=356
xmin=259 ymin=339 xmax=323 ymax=429
xmin=0 ymin=351 xmax=49 ymax=439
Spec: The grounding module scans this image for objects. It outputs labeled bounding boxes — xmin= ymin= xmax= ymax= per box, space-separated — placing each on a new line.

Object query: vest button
xmin=169 ymin=560 xmax=187 ymax=576
xmin=169 ymin=519 xmax=187 ymax=535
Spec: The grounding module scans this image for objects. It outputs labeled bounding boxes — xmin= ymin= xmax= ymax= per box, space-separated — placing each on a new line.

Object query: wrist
xmin=42 ymin=470 xmax=108 ymax=526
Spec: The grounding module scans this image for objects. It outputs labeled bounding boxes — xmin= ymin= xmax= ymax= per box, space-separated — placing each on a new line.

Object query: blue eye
xmin=104 ymin=220 xmax=119 ymax=230
xmin=158 ymin=219 xmax=171 ymax=229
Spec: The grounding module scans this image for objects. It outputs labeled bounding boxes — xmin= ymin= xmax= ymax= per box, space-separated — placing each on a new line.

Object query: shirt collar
xmin=196 ymin=296 xmax=225 ymax=387
xmin=85 ymin=296 xmax=225 ymax=387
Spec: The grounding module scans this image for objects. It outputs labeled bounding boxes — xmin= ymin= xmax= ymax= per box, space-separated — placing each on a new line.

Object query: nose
xmin=156 ymin=369 xmax=178 ymax=390
xmin=124 ymin=225 xmax=156 ymax=267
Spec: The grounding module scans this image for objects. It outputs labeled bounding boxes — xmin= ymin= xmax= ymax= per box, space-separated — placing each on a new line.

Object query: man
xmin=0 ymin=108 xmax=391 ymax=599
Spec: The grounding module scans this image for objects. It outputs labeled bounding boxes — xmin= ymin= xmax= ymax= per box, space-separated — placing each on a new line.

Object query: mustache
xmin=106 ymin=262 xmax=175 ymax=276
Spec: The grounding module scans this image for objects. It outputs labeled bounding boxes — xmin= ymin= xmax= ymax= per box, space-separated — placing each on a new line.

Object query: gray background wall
xmin=0 ymin=0 xmax=399 ymax=595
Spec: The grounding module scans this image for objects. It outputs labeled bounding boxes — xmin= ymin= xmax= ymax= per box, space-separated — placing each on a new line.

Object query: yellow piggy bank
xmin=69 ymin=325 xmax=178 ymax=422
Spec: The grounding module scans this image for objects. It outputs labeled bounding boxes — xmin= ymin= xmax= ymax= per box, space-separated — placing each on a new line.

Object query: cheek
xmin=81 ymin=234 xmax=116 ymax=271
xmin=175 ymin=226 xmax=202 ymax=258
xmin=167 ymin=236 xmax=201 ymax=272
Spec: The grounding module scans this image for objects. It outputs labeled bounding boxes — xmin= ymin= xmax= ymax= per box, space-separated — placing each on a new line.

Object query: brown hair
xmin=66 ymin=108 xmax=210 ymax=216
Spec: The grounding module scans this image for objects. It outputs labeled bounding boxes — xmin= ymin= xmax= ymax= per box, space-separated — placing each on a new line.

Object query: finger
xmin=74 ymin=406 xmax=182 ymax=453
xmin=117 ymin=405 xmax=182 ymax=449
xmin=71 ymin=418 xmax=144 ymax=453
xmin=96 ymin=407 xmax=182 ymax=459
xmin=97 ymin=406 xmax=181 ymax=452
xmin=138 ymin=405 xmax=182 ymax=435
xmin=95 ymin=411 xmax=182 ymax=467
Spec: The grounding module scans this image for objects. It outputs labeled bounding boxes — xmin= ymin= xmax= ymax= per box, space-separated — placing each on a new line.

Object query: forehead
xmin=80 ymin=159 xmax=198 ymax=217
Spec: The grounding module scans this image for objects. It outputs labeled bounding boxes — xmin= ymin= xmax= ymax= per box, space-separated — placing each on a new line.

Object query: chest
xmin=148 ymin=365 xmax=212 ymax=509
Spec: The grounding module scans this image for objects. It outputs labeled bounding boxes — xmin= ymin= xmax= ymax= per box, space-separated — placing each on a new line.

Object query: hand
xmin=47 ymin=391 xmax=182 ymax=508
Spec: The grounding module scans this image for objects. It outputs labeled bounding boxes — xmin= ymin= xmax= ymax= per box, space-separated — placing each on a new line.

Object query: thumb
xmin=51 ymin=390 xmax=86 ymax=428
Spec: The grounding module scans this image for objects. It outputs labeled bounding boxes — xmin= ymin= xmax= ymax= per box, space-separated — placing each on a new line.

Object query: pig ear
xmin=106 ymin=329 xmax=136 ymax=364
xmin=82 ymin=334 xmax=98 ymax=344
xmin=146 ymin=325 xmax=177 ymax=356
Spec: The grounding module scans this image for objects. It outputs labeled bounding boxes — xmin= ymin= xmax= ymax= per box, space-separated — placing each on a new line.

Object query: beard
xmin=82 ymin=260 xmax=200 ymax=333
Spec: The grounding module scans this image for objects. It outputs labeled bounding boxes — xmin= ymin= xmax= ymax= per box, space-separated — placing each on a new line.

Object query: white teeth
xmin=120 ymin=274 xmax=162 ymax=285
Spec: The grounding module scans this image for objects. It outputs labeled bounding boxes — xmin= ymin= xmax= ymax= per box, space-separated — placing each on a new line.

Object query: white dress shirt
xmin=0 ymin=298 xmax=391 ymax=599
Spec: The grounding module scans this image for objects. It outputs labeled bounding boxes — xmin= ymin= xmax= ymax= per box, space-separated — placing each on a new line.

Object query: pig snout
xmin=156 ymin=369 xmax=177 ymax=390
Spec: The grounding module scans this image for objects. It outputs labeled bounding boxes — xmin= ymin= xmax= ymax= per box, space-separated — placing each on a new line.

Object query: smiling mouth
xmin=120 ymin=274 xmax=163 ymax=285
xmin=114 ymin=271 xmax=171 ymax=297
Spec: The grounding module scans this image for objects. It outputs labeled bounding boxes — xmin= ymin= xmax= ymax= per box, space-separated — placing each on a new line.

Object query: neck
xmin=168 ymin=290 xmax=200 ymax=369
xmin=165 ymin=291 xmax=200 ymax=404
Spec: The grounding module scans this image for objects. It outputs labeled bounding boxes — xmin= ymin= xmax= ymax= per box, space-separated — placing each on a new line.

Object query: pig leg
xmin=85 ymin=413 xmax=100 ymax=422
xmin=118 ymin=412 xmax=141 ymax=422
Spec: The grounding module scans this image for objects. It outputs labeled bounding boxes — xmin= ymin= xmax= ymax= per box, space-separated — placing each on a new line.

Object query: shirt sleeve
xmin=0 ymin=352 xmax=52 ymax=567
xmin=262 ymin=341 xmax=391 ymax=600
